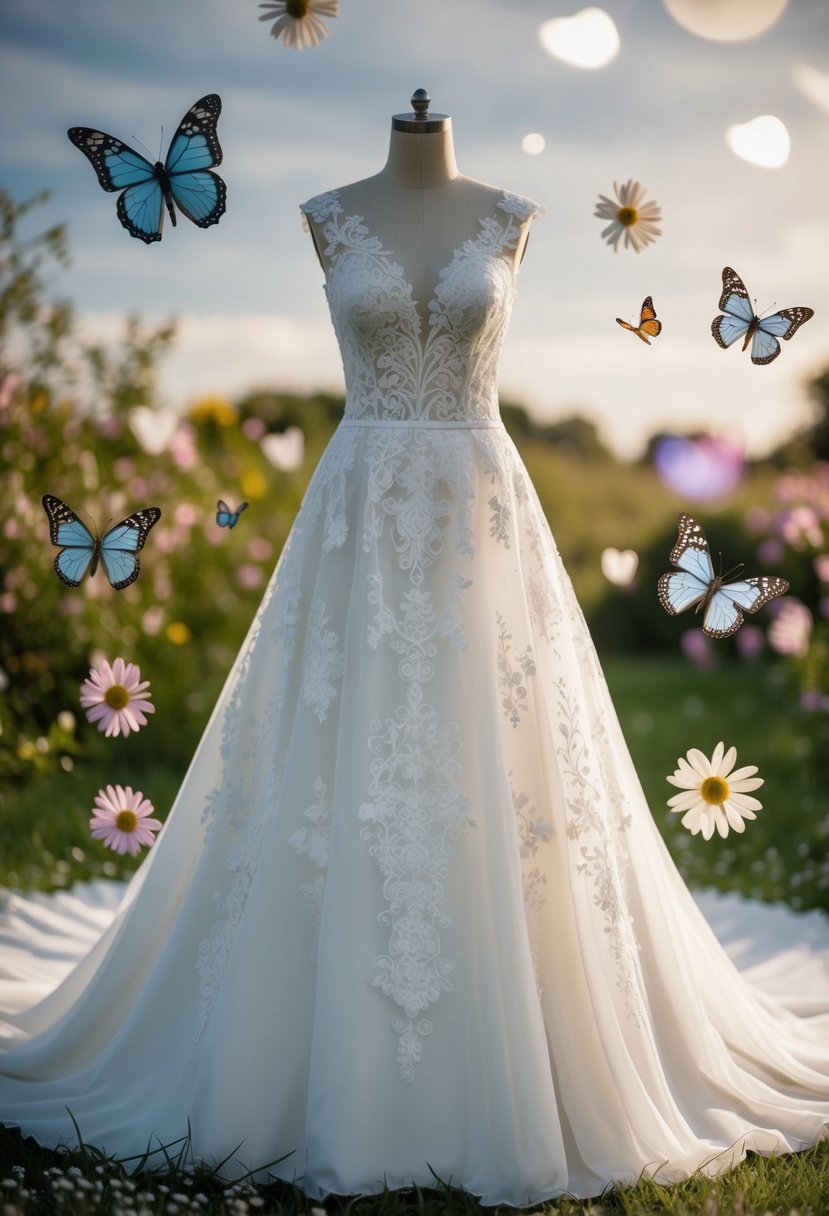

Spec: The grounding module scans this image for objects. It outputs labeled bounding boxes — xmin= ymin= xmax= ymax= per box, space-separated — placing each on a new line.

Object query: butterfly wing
xmin=67 ymin=128 xmax=165 ymax=244
xmin=703 ymin=576 xmax=790 ymax=638
xmin=751 ymin=307 xmax=815 ymax=366
xmin=711 ymin=266 xmax=755 ymax=349
xmin=658 ymin=514 xmax=715 ymax=616
xmin=638 ymin=297 xmax=662 ymax=340
xmin=216 ymin=499 xmax=248 ymax=529
xmin=165 ymin=95 xmax=227 ymax=229
xmin=658 ymin=570 xmax=710 ymax=615
xmin=42 ymin=494 xmax=98 ymax=586
xmin=98 ymin=508 xmax=162 ymax=590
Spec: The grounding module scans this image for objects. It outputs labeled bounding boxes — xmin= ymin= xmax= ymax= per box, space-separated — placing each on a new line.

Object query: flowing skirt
xmin=1 ymin=419 xmax=828 ymax=1205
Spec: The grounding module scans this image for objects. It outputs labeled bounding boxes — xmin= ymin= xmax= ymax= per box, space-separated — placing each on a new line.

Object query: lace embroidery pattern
xmin=554 ymin=675 xmax=645 ymax=1024
xmin=511 ymin=776 xmax=552 ymax=989
xmin=301 ymin=599 xmax=345 ymax=724
xmin=289 ymin=776 xmax=333 ymax=959
xmin=360 ymin=572 xmax=472 ymax=1083
xmin=307 ymin=188 xmax=540 ymax=422
xmin=496 ymin=611 xmax=536 ymax=727
xmin=362 ymin=428 xmax=475 ymax=583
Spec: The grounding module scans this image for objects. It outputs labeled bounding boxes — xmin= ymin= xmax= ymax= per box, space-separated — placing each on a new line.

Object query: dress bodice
xmin=301 ymin=190 xmax=541 ymax=423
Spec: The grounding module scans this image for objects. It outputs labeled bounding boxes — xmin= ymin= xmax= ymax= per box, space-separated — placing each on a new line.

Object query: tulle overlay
xmin=1 ymin=190 xmax=828 ymax=1204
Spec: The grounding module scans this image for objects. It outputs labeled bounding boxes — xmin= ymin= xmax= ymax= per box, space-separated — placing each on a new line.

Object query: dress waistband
xmin=339 ymin=417 xmax=503 ymax=430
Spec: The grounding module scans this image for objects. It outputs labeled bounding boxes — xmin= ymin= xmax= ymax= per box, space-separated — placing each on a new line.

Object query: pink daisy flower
xmin=79 ymin=657 xmax=154 ymax=738
xmin=89 ymin=784 xmax=162 ymax=856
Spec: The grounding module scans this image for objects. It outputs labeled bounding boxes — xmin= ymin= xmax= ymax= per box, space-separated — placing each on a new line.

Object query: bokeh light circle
xmin=662 ymin=0 xmax=788 ymax=43
xmin=538 ymin=7 xmax=620 ymax=70
xmin=522 ymin=133 xmax=546 ymax=156
xmin=726 ymin=115 xmax=790 ymax=168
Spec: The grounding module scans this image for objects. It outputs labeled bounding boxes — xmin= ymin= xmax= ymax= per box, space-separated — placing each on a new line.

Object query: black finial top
xmin=391 ymin=87 xmax=449 ymax=133
xmin=411 ymin=89 xmax=430 ymax=121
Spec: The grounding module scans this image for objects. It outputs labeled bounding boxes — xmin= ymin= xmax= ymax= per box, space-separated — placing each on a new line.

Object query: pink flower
xmin=79 ymin=657 xmax=155 ymax=737
xmin=767 ymin=600 xmax=813 ymax=658
xmin=170 ymin=424 xmax=197 ymax=470
xmin=680 ymin=628 xmax=716 ymax=670
xmin=235 ymin=563 xmax=264 ymax=590
xmin=734 ymin=624 xmax=764 ymax=662
xmin=814 ymin=554 xmax=829 ymax=583
xmin=89 ymin=784 xmax=161 ymax=855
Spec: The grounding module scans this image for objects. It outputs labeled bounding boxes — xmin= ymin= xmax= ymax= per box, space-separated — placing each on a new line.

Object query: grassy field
xmin=1 ymin=657 xmax=828 ymax=1215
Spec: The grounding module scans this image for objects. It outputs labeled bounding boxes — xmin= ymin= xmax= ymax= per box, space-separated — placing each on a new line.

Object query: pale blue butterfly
xmin=658 ymin=513 xmax=788 ymax=639
xmin=42 ymin=494 xmax=161 ymax=590
xmin=711 ymin=267 xmax=813 ymax=366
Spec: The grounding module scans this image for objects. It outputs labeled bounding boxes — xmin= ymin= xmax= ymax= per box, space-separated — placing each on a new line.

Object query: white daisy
xmin=258 ymin=0 xmax=339 ymax=50
xmin=594 ymin=179 xmax=662 ymax=253
xmin=666 ymin=741 xmax=763 ymax=839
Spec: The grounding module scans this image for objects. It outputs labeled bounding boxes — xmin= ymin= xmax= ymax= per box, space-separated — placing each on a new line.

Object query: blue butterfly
xmin=67 ymin=95 xmax=226 ymax=244
xmin=658 ymin=513 xmax=788 ymax=638
xmin=42 ymin=495 xmax=161 ymax=590
xmin=711 ymin=267 xmax=813 ymax=365
xmin=216 ymin=499 xmax=248 ymax=529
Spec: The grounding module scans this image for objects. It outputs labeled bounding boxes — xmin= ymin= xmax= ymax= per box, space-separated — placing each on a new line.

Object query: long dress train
xmin=1 ymin=189 xmax=827 ymax=1206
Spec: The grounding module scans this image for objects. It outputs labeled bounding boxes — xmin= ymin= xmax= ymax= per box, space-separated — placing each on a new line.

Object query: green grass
xmin=0 ymin=1127 xmax=827 ymax=1215
xmin=2 ymin=657 xmax=828 ymax=1215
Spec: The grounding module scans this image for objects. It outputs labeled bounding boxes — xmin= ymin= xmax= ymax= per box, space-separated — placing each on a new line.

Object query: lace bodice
xmin=301 ymin=190 xmax=541 ymax=423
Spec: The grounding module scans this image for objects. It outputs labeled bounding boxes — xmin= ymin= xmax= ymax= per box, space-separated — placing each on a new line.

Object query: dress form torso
xmin=301 ymin=116 xmax=534 ymax=328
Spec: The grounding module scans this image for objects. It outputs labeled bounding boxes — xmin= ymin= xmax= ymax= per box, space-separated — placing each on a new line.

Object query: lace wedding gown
xmin=1 ymin=189 xmax=828 ymax=1206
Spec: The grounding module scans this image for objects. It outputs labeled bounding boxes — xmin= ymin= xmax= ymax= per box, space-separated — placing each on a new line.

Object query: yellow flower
xmin=240 ymin=468 xmax=268 ymax=501
xmin=188 ymin=395 xmax=237 ymax=427
xmin=166 ymin=622 xmax=192 ymax=645
xmin=259 ymin=0 xmax=339 ymax=49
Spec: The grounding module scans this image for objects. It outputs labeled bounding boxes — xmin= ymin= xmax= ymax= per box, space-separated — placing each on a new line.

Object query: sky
xmin=2 ymin=0 xmax=829 ymax=458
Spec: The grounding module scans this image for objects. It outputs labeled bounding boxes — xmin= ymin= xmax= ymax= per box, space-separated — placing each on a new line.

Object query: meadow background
xmin=3 ymin=0 xmax=829 ymax=1211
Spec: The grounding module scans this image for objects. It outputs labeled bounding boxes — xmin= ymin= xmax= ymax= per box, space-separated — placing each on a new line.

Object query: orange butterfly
xmin=616 ymin=296 xmax=662 ymax=345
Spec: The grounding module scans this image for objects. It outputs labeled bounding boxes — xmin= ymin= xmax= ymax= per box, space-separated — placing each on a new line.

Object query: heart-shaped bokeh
xmin=600 ymin=547 xmax=639 ymax=587
xmin=260 ymin=426 xmax=305 ymax=471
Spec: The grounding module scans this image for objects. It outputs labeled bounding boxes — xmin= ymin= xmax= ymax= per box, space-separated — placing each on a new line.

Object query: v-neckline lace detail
xmin=301 ymin=189 xmax=540 ymax=422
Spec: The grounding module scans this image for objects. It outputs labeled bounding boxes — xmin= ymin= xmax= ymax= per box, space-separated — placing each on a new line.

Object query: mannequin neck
xmin=381 ymin=123 xmax=460 ymax=188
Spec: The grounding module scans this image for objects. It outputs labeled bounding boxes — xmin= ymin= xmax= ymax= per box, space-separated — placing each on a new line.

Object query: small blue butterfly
xmin=67 ymin=95 xmax=226 ymax=244
xmin=711 ymin=267 xmax=813 ymax=366
xmin=658 ymin=513 xmax=788 ymax=638
xmin=216 ymin=499 xmax=248 ymax=530
xmin=42 ymin=495 xmax=161 ymax=590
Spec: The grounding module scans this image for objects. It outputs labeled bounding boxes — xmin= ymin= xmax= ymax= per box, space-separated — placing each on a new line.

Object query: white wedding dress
xmin=1 ymin=189 xmax=828 ymax=1206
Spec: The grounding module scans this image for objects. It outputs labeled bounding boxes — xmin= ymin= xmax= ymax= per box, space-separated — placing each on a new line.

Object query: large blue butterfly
xmin=67 ymin=95 xmax=226 ymax=244
xmin=711 ymin=267 xmax=813 ymax=366
xmin=42 ymin=495 xmax=161 ymax=590
xmin=216 ymin=499 xmax=248 ymax=530
xmin=658 ymin=513 xmax=788 ymax=639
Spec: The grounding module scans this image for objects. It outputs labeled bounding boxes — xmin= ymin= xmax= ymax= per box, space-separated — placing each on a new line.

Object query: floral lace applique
xmin=496 ymin=611 xmax=537 ymax=727
xmin=314 ymin=190 xmax=539 ymax=422
xmin=553 ymin=675 xmax=645 ymax=1024
xmin=362 ymin=428 xmax=475 ymax=583
xmin=290 ymin=775 xmax=333 ymax=960
xmin=510 ymin=776 xmax=552 ymax=991
xmin=360 ymin=572 xmax=472 ymax=1082
xmin=301 ymin=599 xmax=345 ymax=724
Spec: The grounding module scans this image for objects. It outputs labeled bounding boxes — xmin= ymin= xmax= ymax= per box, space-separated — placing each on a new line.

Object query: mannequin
xmin=302 ymin=89 xmax=533 ymax=321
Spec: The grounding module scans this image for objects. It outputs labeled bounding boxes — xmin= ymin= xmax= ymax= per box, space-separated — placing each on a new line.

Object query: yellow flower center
xmin=116 ymin=810 xmax=137 ymax=833
xmin=286 ymin=0 xmax=309 ymax=16
xmin=700 ymin=776 xmax=729 ymax=806
xmin=617 ymin=206 xmax=638 ymax=227
xmin=104 ymin=684 xmax=130 ymax=710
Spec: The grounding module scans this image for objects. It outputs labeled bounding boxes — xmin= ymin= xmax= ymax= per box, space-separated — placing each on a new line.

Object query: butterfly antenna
xmin=721 ymin=559 xmax=745 ymax=581
xmin=134 ymin=136 xmax=155 ymax=162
